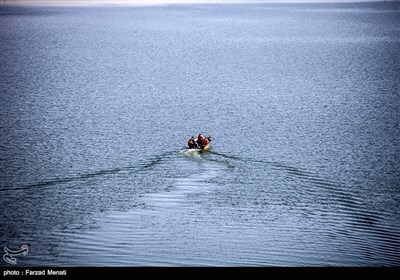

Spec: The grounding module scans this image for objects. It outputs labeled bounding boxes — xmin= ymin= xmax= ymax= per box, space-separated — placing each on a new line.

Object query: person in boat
xmin=188 ymin=136 xmax=196 ymax=149
xmin=197 ymin=133 xmax=204 ymax=148
xmin=201 ymin=136 xmax=209 ymax=149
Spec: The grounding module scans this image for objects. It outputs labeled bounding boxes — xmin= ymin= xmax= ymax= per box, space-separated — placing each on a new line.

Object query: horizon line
xmin=0 ymin=0 xmax=389 ymax=8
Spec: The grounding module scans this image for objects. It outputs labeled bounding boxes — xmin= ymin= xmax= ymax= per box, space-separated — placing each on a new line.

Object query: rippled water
xmin=1 ymin=2 xmax=399 ymax=266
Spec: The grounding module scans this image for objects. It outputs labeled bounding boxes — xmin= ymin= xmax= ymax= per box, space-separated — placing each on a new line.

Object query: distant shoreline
xmin=0 ymin=0 xmax=391 ymax=8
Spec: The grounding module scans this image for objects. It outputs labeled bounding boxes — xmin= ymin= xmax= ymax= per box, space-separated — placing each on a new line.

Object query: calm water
xmin=1 ymin=2 xmax=399 ymax=266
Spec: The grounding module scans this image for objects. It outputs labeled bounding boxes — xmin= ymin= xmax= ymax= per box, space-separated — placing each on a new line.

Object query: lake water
xmin=1 ymin=2 xmax=399 ymax=266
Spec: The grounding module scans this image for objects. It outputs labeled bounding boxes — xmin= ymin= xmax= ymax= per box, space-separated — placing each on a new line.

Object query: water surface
xmin=1 ymin=2 xmax=399 ymax=266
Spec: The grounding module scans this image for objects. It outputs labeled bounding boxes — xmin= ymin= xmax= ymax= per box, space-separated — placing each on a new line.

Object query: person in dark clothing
xmin=188 ymin=136 xmax=196 ymax=149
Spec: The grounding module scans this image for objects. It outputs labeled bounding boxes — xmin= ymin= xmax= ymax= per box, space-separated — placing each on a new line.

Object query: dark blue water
xmin=1 ymin=2 xmax=399 ymax=266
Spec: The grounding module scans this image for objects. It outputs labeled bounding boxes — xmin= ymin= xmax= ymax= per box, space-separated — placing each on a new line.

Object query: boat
xmin=188 ymin=136 xmax=211 ymax=151
xmin=188 ymin=145 xmax=209 ymax=152
xmin=191 ymin=138 xmax=210 ymax=151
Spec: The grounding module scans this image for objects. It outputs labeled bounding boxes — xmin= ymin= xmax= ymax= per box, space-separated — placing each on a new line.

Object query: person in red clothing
xmin=188 ymin=136 xmax=195 ymax=149
xmin=201 ymin=137 xmax=209 ymax=149
xmin=197 ymin=133 xmax=204 ymax=148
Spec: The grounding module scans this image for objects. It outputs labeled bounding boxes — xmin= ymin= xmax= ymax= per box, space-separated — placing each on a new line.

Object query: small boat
xmin=188 ymin=145 xmax=209 ymax=152
xmin=193 ymin=138 xmax=210 ymax=151
xmin=188 ymin=136 xmax=211 ymax=151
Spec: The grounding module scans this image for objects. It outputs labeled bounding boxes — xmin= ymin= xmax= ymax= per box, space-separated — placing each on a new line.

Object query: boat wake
xmin=179 ymin=148 xmax=203 ymax=158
